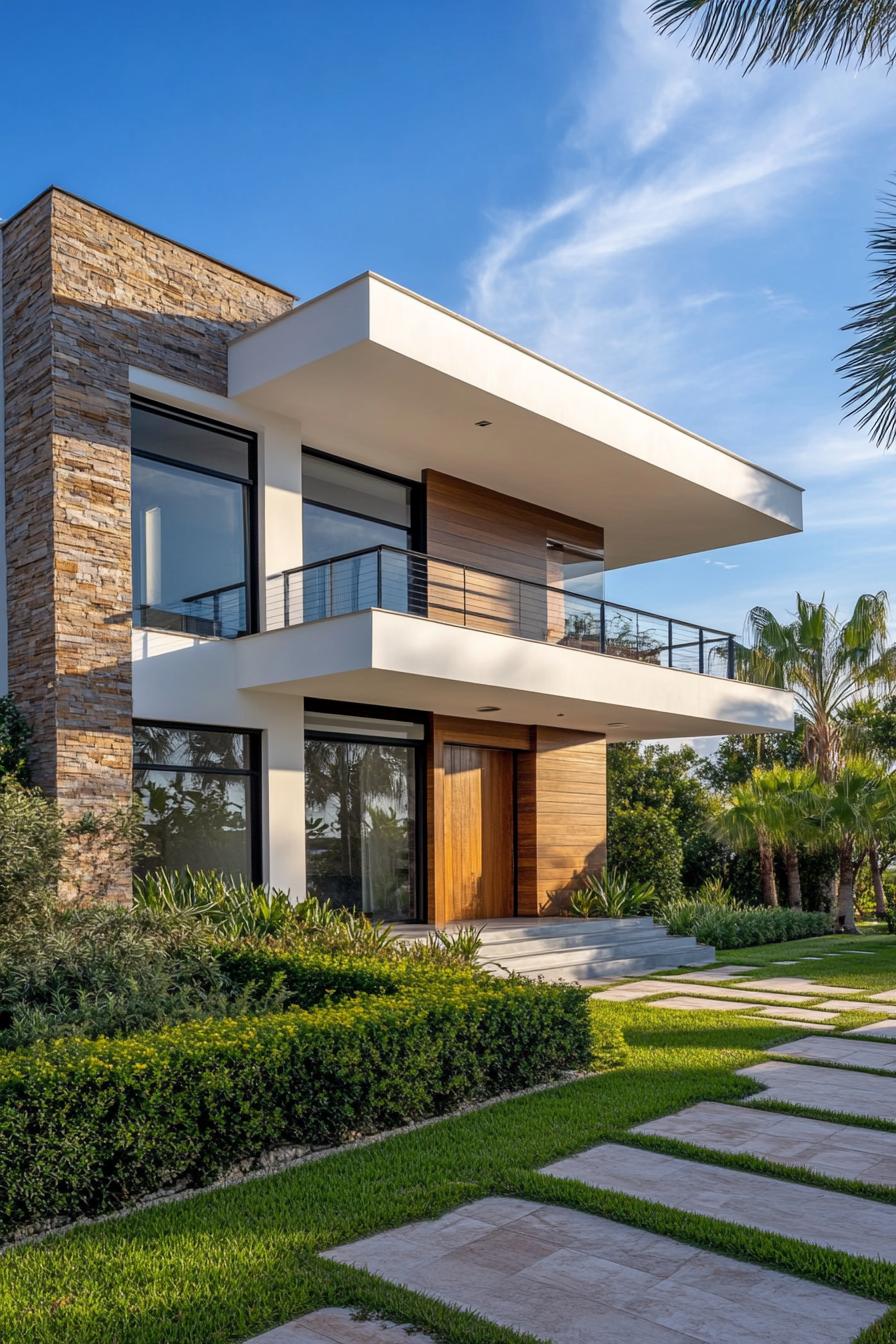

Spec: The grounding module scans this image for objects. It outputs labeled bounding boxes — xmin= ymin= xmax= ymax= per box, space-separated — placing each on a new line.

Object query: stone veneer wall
xmin=1 ymin=189 xmax=293 ymax=886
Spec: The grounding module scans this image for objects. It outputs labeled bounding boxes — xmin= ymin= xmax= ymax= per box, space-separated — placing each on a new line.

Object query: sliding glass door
xmin=304 ymin=709 xmax=422 ymax=921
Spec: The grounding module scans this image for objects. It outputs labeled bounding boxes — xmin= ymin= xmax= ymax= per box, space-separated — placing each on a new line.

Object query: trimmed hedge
xmin=0 ymin=974 xmax=593 ymax=1235
xmin=214 ymin=944 xmax=404 ymax=1006
xmin=657 ymin=900 xmax=832 ymax=949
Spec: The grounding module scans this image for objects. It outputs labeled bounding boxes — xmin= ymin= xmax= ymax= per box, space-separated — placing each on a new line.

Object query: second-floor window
xmin=301 ymin=450 xmax=417 ymax=620
xmin=131 ymin=399 xmax=257 ymax=638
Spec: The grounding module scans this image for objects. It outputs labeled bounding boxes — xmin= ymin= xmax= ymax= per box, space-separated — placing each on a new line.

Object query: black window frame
xmin=301 ymin=446 xmax=424 ymax=553
xmin=133 ymin=717 xmax=263 ymax=885
xmin=303 ymin=698 xmax=427 ymax=922
xmin=130 ymin=396 xmax=260 ymax=637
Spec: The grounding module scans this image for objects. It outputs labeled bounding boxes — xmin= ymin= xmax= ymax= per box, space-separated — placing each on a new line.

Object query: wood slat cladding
xmin=427 ymin=715 xmax=533 ymax=924
xmin=422 ymin=471 xmax=603 ymax=643
xmin=427 ymin=714 xmax=605 ymax=924
xmin=442 ymin=745 xmax=514 ymax=922
xmin=517 ymin=727 xmax=606 ymax=917
xmin=423 ymin=470 xmax=603 ymax=583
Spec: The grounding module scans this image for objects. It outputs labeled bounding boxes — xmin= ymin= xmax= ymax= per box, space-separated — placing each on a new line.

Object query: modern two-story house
xmin=0 ymin=188 xmax=800 ymax=924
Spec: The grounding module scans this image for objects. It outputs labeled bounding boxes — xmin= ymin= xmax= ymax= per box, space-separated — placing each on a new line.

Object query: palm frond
xmin=648 ymin=1 xmax=896 ymax=71
xmin=839 ymin=190 xmax=896 ymax=449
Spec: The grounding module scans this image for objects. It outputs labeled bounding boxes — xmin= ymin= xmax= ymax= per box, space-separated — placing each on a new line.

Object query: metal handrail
xmin=266 ymin=545 xmax=739 ymax=678
xmin=269 ymin=544 xmax=734 ymax=638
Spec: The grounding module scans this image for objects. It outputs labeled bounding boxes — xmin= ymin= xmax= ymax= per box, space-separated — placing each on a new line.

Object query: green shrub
xmin=0 ymin=695 xmax=30 ymax=784
xmin=133 ymin=869 xmax=295 ymax=938
xmin=654 ymin=897 xmax=831 ymax=949
xmin=0 ymin=975 xmax=593 ymax=1233
xmin=569 ymin=868 xmax=654 ymax=918
xmin=0 ymin=906 xmax=273 ymax=1048
xmin=213 ymin=943 xmax=406 ymax=1006
xmin=0 ymin=782 xmax=64 ymax=919
xmin=608 ymin=806 xmax=683 ymax=904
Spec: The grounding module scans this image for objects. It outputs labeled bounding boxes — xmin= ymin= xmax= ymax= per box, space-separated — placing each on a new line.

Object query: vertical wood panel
xmin=422 ymin=471 xmax=603 ymax=642
xmin=517 ymin=728 xmax=606 ymax=917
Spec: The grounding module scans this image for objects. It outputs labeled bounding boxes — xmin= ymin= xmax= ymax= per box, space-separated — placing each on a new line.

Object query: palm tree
xmin=648 ymin=0 xmax=896 ymax=447
xmin=812 ymin=757 xmax=896 ymax=932
xmin=757 ymin=763 xmax=822 ymax=908
xmin=744 ymin=593 xmax=896 ymax=780
xmin=713 ymin=771 xmax=781 ymax=906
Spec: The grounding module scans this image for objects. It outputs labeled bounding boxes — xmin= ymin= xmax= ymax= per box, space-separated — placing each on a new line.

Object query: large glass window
xmin=301 ymin=451 xmax=416 ymax=620
xmin=131 ymin=401 xmax=256 ymax=638
xmin=133 ymin=722 xmax=260 ymax=882
xmin=304 ymin=709 xmax=422 ymax=921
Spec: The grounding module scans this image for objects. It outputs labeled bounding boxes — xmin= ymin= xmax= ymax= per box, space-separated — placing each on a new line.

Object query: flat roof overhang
xmin=232 ymin=610 xmax=795 ymax=741
xmin=228 ymin=273 xmax=803 ymax=570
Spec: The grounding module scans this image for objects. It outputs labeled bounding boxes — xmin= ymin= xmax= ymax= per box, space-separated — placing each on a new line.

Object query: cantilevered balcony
xmin=264 ymin=545 xmax=739 ymax=680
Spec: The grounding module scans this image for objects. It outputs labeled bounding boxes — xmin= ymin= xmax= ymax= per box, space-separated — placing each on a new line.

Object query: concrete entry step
xmin=396 ymin=917 xmax=716 ymax=983
xmin=541 ymin=1142 xmax=896 ymax=1261
xmin=321 ymin=1196 xmax=884 ymax=1344
xmin=633 ymin=1100 xmax=896 ymax=1185
xmin=499 ymin=944 xmax=716 ymax=984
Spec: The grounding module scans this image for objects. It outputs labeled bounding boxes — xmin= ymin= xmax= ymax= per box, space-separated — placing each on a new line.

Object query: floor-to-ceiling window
xmin=133 ymin=722 xmax=261 ymax=882
xmin=304 ymin=706 xmax=423 ymax=921
xmin=131 ymin=399 xmax=257 ymax=638
xmin=301 ymin=450 xmax=417 ymax=620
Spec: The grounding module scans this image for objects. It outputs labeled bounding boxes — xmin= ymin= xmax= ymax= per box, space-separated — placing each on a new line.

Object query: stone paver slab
xmin=738 ymin=978 xmax=862 ymax=996
xmin=648 ymin=997 xmax=754 ymax=1013
xmin=816 ymin=999 xmax=884 ymax=1013
xmin=632 ymin=1101 xmax=896 ymax=1184
xmin=848 ymin=1021 xmax=896 ymax=1041
xmin=246 ymin=1307 xmax=436 ymax=1343
xmin=590 ymin=984 xmax=669 ymax=1002
xmin=671 ymin=966 xmax=753 ymax=982
xmin=752 ymin=1006 xmax=841 ymax=1022
xmin=617 ymin=980 xmax=811 ymax=1005
xmin=322 ymin=1196 xmax=884 ymax=1344
xmin=540 ymin=1143 xmax=896 ymax=1261
xmin=767 ymin=1036 xmax=896 ymax=1071
xmin=869 ymin=989 xmax=896 ymax=1002
xmin=740 ymin=1060 xmax=896 ymax=1120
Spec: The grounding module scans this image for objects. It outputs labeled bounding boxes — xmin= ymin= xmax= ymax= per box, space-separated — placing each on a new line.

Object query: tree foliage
xmin=0 ymin=695 xmax=30 ymax=784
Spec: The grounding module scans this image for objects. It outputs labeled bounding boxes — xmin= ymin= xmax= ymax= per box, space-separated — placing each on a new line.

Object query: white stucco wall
xmin=129 ymin=371 xmax=307 ymax=895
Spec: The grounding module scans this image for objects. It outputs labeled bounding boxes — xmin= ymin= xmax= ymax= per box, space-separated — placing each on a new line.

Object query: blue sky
xmin=3 ymin=0 xmax=894 ymax=644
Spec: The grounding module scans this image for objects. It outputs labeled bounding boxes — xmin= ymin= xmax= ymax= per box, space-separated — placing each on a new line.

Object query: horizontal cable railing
xmin=134 ymin=581 xmax=248 ymax=640
xmin=265 ymin=546 xmax=739 ymax=679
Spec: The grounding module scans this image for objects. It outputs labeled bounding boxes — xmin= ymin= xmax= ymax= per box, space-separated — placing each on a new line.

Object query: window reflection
xmin=133 ymin=723 xmax=258 ymax=882
xmin=305 ymin=731 xmax=417 ymax=921
xmin=131 ymin=402 xmax=255 ymax=638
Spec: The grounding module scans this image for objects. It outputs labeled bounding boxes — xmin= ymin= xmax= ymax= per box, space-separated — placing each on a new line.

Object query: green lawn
xmin=707 ymin=930 xmax=896 ymax=990
xmin=7 ymin=938 xmax=896 ymax=1344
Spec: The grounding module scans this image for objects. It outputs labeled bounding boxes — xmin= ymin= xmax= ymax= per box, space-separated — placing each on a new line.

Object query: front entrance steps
xmin=393 ymin=917 xmax=714 ymax=985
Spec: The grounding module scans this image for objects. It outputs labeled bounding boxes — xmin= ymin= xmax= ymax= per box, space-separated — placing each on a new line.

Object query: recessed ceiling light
xmin=556 ymin=712 xmax=565 ymax=717
xmin=477 ymin=705 xmax=501 ymax=713
xmin=474 ymin=419 xmax=492 ymax=428
xmin=608 ymin=721 xmax=627 ymax=727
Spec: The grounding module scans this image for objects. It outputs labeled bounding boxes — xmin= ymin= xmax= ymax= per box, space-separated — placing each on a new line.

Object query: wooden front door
xmin=442 ymin=745 xmax=515 ymax=921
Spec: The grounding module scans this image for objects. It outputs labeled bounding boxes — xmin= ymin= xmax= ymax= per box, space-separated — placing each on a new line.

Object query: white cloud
xmin=463 ymin=0 xmax=888 ymax=411
xmin=705 ymin=559 xmax=739 ymax=570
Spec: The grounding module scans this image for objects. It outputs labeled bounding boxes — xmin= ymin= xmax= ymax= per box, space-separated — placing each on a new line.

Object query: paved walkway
xmin=249 ymin=1309 xmax=437 ymax=1343
xmin=634 ymin=1101 xmax=896 ymax=1183
xmin=541 ymin=1142 xmax=896 ymax=1258
xmin=250 ymin=969 xmax=896 ymax=1344
xmin=321 ymin=1197 xmax=882 ymax=1344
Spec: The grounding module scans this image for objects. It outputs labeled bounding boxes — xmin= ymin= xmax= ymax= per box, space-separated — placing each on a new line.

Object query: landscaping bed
xmin=0 ymin=967 xmax=597 ymax=1237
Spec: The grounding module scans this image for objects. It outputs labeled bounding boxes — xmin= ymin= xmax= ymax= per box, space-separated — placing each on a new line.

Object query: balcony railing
xmin=265 ymin=546 xmax=739 ymax=679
